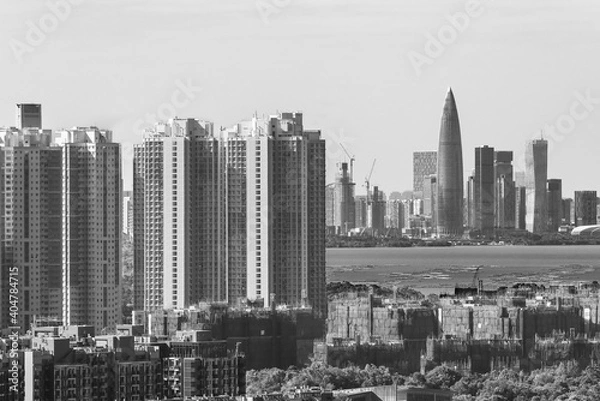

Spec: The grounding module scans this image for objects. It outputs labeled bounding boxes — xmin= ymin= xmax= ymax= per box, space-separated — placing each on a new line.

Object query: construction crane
xmin=364 ymin=159 xmax=377 ymax=203
xmin=339 ymin=143 xmax=355 ymax=182
xmin=471 ymin=266 xmax=483 ymax=295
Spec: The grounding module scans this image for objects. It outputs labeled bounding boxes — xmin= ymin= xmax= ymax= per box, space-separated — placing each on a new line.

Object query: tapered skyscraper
xmin=436 ymin=88 xmax=464 ymax=236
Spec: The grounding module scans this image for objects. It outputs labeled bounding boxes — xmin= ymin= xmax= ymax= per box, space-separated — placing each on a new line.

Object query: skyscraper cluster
xmin=0 ymin=105 xmax=327 ymax=335
xmin=466 ymin=147 xmax=517 ymax=234
xmin=1 ymin=104 xmax=121 ymax=332
xmin=403 ymin=89 xmax=598 ymax=238
xmin=133 ymin=113 xmax=326 ymax=316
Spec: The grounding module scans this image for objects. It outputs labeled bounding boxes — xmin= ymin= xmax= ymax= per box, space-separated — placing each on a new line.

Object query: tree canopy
xmin=247 ymin=360 xmax=600 ymax=400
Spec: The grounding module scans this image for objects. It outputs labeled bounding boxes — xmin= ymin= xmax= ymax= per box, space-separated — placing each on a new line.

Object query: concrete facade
xmin=413 ymin=151 xmax=437 ymax=194
xmin=134 ymin=113 xmax=326 ymax=316
xmin=134 ymin=119 xmax=221 ymax=311
xmin=0 ymin=126 xmax=121 ymax=332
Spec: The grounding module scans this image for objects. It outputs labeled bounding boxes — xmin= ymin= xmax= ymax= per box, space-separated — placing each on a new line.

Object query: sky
xmin=1 ymin=0 xmax=599 ymax=197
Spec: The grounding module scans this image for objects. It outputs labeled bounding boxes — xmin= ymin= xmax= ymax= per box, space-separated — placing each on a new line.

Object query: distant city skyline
xmin=2 ymin=1 xmax=600 ymax=197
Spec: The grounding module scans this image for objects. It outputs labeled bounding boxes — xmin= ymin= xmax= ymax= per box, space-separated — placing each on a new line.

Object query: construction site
xmin=320 ymin=270 xmax=600 ymax=375
xmin=128 ymin=267 xmax=600 ymax=377
xmin=134 ymin=305 xmax=326 ymax=370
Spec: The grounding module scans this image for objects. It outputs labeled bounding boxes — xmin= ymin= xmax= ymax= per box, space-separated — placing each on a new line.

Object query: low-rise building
xmin=335 ymin=384 xmax=452 ymax=401
xmin=0 ymin=324 xmax=246 ymax=400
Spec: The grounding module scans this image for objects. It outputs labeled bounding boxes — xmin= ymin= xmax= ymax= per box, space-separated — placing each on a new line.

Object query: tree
xmin=246 ymin=368 xmax=287 ymax=395
xmin=424 ymin=366 xmax=462 ymax=389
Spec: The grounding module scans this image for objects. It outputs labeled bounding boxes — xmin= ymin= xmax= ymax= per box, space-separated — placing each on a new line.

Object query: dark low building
xmin=335 ymin=384 xmax=452 ymax=401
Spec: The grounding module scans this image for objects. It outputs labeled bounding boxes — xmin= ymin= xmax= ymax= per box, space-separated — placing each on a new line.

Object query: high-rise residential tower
xmin=134 ymin=119 xmax=225 ymax=311
xmin=436 ymin=88 xmax=464 ymax=237
xmin=525 ymin=139 xmax=548 ymax=233
xmin=61 ymin=128 xmax=122 ymax=331
xmin=474 ymin=146 xmax=495 ymax=234
xmin=1 ymin=125 xmax=121 ymax=332
xmin=413 ymin=151 xmax=437 ymax=195
xmin=225 ymin=113 xmax=326 ymax=314
xmin=546 ymin=179 xmax=562 ymax=232
xmin=1 ymin=128 xmax=61 ymax=331
xmin=134 ymin=113 xmax=327 ymax=316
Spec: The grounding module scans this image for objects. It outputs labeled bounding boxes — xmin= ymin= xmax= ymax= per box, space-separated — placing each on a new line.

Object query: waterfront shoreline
xmin=326 ymin=245 xmax=600 ymax=295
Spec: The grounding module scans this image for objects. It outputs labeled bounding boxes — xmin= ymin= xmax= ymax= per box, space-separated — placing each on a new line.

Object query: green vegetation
xmin=326 ymin=236 xmax=450 ymax=248
xmin=326 ymin=282 xmax=426 ymax=302
xmin=326 ymin=236 xmax=411 ymax=248
xmin=326 ymin=232 xmax=599 ymax=248
xmin=493 ymin=231 xmax=600 ymax=246
xmin=247 ymin=360 xmax=600 ymax=400
xmin=246 ymin=360 xmax=395 ymax=395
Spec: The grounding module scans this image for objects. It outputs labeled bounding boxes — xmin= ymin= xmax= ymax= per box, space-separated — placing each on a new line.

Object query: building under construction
xmin=322 ymin=282 xmax=600 ymax=374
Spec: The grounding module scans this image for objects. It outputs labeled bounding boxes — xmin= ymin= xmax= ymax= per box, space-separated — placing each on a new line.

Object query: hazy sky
xmin=2 ymin=0 xmax=599 ymax=196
